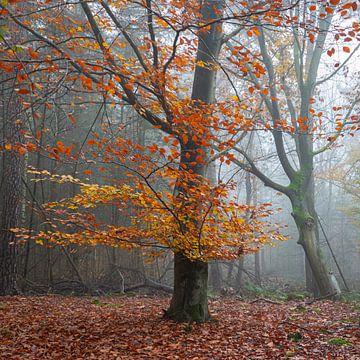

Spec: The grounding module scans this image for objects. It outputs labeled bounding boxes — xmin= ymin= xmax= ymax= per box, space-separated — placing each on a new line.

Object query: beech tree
xmin=222 ymin=0 xmax=359 ymax=296
xmin=0 ymin=0 xmax=296 ymax=320
xmin=2 ymin=0 xmax=358 ymax=320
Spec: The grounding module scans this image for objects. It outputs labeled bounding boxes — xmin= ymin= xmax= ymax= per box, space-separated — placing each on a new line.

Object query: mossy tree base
xmin=292 ymin=205 xmax=337 ymax=298
xmin=165 ymin=252 xmax=210 ymax=323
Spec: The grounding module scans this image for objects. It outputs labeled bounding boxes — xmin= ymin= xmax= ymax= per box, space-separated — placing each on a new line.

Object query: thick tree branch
xmin=212 ymin=143 xmax=290 ymax=195
xmin=145 ymin=0 xmax=159 ymax=68
xmin=257 ymin=27 xmax=297 ymax=181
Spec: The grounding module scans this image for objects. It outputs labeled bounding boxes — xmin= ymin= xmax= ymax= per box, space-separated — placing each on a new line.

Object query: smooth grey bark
xmin=166 ymin=0 xmax=224 ymax=322
xmin=207 ymin=149 xmax=222 ymax=293
xmin=166 ymin=252 xmax=209 ymax=322
xmin=252 ymin=176 xmax=261 ymax=285
xmin=209 ymin=260 xmax=222 ymax=293
xmin=230 ymin=6 xmax=339 ymax=297
xmin=289 ymin=184 xmax=336 ymax=297
xmin=235 ymin=162 xmax=252 ymax=291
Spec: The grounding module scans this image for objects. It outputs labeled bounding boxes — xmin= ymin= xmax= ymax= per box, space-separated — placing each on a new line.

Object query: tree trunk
xmin=0 ymin=101 xmax=23 ymax=295
xmin=0 ymin=2 xmax=27 ymax=296
xmin=209 ymin=261 xmax=222 ymax=293
xmin=305 ymin=257 xmax=318 ymax=295
xmin=254 ymin=252 xmax=261 ymax=285
xmin=207 ymin=142 xmax=221 ymax=293
xmin=166 ymin=253 xmax=209 ymax=322
xmin=235 ymin=257 xmax=244 ymax=291
xmin=292 ymin=203 xmax=335 ymax=297
xmin=166 ymin=0 xmax=224 ymax=322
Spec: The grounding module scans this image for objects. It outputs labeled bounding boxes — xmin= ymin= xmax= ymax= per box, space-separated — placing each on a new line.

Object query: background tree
xmin=221 ymin=0 xmax=360 ymax=296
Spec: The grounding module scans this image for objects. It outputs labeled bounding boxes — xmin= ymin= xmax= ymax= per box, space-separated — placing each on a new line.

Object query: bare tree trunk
xmin=209 ymin=261 xmax=222 ymax=293
xmin=291 ymin=196 xmax=335 ymax=297
xmin=0 ymin=87 xmax=23 ymax=295
xmin=254 ymin=252 xmax=261 ymax=285
xmin=305 ymin=257 xmax=317 ymax=294
xmin=252 ymin=176 xmax=261 ymax=285
xmin=166 ymin=252 xmax=209 ymax=322
xmin=235 ymin=257 xmax=244 ymax=291
xmin=166 ymin=0 xmax=224 ymax=322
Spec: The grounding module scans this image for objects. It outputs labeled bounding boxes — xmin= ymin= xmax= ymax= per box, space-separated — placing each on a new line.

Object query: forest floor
xmin=0 ymin=295 xmax=359 ymax=359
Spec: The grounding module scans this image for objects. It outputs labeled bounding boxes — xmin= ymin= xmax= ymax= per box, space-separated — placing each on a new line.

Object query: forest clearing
xmin=1 ymin=295 xmax=359 ymax=359
xmin=1 ymin=0 xmax=360 ymax=358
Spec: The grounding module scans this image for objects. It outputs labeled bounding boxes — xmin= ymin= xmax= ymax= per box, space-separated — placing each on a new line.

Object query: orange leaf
xmin=80 ymin=75 xmax=93 ymax=90
xmin=68 ymin=113 xmax=76 ymax=124
xmin=18 ymin=147 xmax=26 ymax=155
xmin=28 ymin=47 xmax=39 ymax=59
xmin=252 ymin=28 xmax=260 ymax=37
xmin=26 ymin=142 xmax=37 ymax=152
xmin=195 ymin=155 xmax=203 ymax=163
xmin=16 ymin=88 xmax=30 ymax=94
xmin=325 ymin=7 xmax=333 ymax=14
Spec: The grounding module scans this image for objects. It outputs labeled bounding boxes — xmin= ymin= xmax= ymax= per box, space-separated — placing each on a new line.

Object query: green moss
xmin=294 ymin=305 xmax=307 ymax=313
xmin=338 ymin=292 xmax=360 ymax=311
xmin=292 ymin=207 xmax=312 ymax=226
xmin=288 ymin=171 xmax=305 ymax=195
xmin=339 ymin=291 xmax=360 ymax=305
xmin=243 ymin=281 xmax=287 ymax=301
xmin=207 ymin=289 xmax=220 ymax=299
xmin=187 ymin=304 xmax=205 ymax=323
xmin=340 ymin=318 xmax=357 ymax=324
xmin=168 ymin=303 xmax=209 ymax=323
xmin=0 ymin=327 xmax=11 ymax=337
xmin=285 ymin=291 xmax=310 ymax=301
xmin=92 ymin=299 xmax=123 ymax=308
xmin=327 ymin=338 xmax=352 ymax=346
xmin=287 ymin=332 xmax=302 ymax=342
